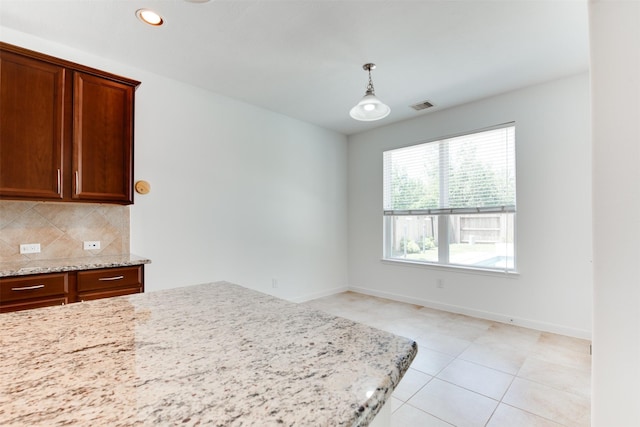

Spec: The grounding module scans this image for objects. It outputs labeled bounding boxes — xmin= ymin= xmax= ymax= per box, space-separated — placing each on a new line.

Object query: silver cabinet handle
xmin=11 ymin=284 xmax=45 ymax=291
xmin=75 ymin=171 xmax=79 ymax=195
xmin=57 ymin=169 xmax=61 ymax=194
xmin=98 ymin=276 xmax=124 ymax=281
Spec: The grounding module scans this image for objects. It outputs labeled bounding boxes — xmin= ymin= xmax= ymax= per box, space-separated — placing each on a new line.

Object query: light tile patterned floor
xmin=304 ymin=292 xmax=591 ymax=427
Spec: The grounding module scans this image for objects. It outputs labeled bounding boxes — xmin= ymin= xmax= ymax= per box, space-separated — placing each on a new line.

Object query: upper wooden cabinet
xmin=0 ymin=42 xmax=140 ymax=205
xmin=73 ymin=72 xmax=134 ymax=203
xmin=0 ymin=50 xmax=67 ymax=200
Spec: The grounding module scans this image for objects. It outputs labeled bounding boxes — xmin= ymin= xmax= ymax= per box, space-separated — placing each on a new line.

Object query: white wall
xmin=589 ymin=1 xmax=640 ymax=425
xmin=132 ymin=75 xmax=349 ymax=300
xmin=348 ymin=73 xmax=592 ymax=338
xmin=1 ymin=28 xmax=349 ymax=301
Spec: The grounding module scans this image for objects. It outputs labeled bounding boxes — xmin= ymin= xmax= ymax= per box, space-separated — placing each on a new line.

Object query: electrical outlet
xmin=20 ymin=243 xmax=41 ymax=254
xmin=436 ymin=279 xmax=444 ymax=289
xmin=83 ymin=241 xmax=101 ymax=250
xmin=272 ymin=278 xmax=278 ymax=289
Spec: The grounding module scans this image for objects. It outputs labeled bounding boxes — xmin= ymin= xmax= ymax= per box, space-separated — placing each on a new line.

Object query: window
xmin=383 ymin=124 xmax=516 ymax=272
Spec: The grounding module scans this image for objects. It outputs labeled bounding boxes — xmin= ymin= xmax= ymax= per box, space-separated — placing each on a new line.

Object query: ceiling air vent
xmin=410 ymin=100 xmax=434 ymax=111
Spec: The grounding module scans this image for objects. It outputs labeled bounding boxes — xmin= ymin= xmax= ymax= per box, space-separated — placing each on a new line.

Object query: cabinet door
xmin=73 ymin=72 xmax=134 ymax=204
xmin=0 ymin=273 xmax=69 ymax=313
xmin=76 ymin=265 xmax=143 ymax=302
xmin=0 ymin=51 xmax=66 ymax=199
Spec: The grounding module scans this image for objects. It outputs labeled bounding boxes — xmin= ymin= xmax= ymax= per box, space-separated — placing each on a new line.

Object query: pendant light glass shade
xmin=350 ymin=93 xmax=391 ymax=121
xmin=350 ymin=63 xmax=390 ymax=121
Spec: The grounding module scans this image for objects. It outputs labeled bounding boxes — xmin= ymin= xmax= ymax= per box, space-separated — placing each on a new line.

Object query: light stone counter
xmin=0 ymin=253 xmax=151 ymax=277
xmin=0 ymin=281 xmax=417 ymax=426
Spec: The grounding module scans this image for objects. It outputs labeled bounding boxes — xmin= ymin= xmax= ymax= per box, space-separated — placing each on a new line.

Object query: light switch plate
xmin=20 ymin=243 xmax=41 ymax=254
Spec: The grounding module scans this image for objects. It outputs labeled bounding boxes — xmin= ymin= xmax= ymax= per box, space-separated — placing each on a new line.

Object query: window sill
xmin=380 ymin=258 xmax=520 ymax=278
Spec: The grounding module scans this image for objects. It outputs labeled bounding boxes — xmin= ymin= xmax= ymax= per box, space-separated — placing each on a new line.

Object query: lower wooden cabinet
xmin=0 ymin=265 xmax=144 ymax=313
xmin=0 ymin=272 xmax=69 ymax=313
xmin=77 ymin=266 xmax=143 ymax=301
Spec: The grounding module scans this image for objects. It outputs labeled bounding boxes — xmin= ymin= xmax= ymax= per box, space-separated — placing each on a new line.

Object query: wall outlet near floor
xmin=272 ymin=278 xmax=278 ymax=289
xmin=83 ymin=241 xmax=101 ymax=250
xmin=436 ymin=279 xmax=444 ymax=289
xmin=20 ymin=243 xmax=41 ymax=254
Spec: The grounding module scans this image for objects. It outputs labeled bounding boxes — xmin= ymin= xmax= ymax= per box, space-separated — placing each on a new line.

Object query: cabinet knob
xmin=135 ymin=180 xmax=151 ymax=195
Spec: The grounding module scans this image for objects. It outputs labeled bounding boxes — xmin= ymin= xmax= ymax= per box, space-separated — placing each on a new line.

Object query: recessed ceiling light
xmin=136 ymin=9 xmax=164 ymax=26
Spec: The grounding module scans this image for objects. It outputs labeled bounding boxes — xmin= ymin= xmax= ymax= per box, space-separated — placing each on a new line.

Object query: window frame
xmin=382 ymin=123 xmax=517 ymax=274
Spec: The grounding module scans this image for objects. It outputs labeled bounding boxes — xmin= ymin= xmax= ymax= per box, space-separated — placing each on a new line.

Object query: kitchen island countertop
xmin=0 ymin=281 xmax=417 ymax=426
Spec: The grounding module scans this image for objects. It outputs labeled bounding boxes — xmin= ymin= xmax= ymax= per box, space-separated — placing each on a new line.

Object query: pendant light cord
xmin=366 ymin=69 xmax=375 ymax=95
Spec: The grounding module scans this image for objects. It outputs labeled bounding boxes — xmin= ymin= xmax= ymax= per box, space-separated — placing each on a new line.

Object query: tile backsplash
xmin=0 ymin=201 xmax=130 ymax=262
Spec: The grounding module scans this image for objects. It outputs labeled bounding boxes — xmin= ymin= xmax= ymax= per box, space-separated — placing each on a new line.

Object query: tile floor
xmin=304 ymin=292 xmax=591 ymax=427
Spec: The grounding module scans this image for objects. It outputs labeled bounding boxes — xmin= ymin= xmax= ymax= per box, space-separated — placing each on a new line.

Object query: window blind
xmin=383 ymin=124 xmax=516 ymax=216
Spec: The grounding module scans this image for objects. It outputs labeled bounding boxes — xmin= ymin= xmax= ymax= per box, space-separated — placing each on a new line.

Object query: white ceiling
xmin=0 ymin=0 xmax=590 ymax=135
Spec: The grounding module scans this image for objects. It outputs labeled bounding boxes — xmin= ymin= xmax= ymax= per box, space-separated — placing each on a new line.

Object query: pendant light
xmin=349 ymin=63 xmax=391 ymax=121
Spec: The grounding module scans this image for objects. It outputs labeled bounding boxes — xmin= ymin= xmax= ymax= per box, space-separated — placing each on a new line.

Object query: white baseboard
xmin=288 ymin=285 xmax=349 ymax=303
xmin=348 ymin=286 xmax=592 ymax=340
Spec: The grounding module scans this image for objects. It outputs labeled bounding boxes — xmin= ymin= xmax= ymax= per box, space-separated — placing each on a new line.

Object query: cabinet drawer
xmin=77 ymin=266 xmax=142 ymax=292
xmin=78 ymin=287 xmax=141 ymax=302
xmin=0 ymin=273 xmax=68 ymax=303
xmin=0 ymin=296 xmax=68 ymax=313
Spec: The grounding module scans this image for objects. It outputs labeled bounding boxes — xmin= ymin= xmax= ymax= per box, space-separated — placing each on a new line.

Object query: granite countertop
xmin=0 ymin=281 xmax=417 ymax=426
xmin=0 ymin=253 xmax=151 ymax=277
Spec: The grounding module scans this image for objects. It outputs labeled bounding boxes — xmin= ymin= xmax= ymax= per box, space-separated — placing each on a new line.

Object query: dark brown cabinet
xmin=0 ymin=273 xmax=70 ymax=313
xmin=73 ymin=72 xmax=135 ymax=203
xmin=0 ymin=51 xmax=66 ymax=200
xmin=77 ymin=265 xmax=144 ymax=301
xmin=0 ymin=42 xmax=140 ymax=205
xmin=0 ymin=265 xmax=144 ymax=313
